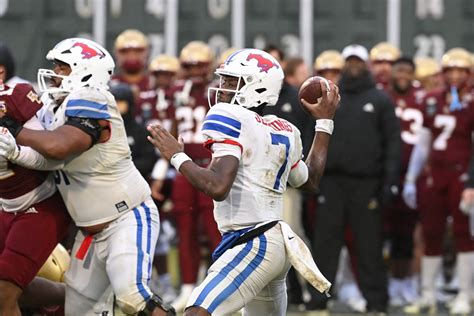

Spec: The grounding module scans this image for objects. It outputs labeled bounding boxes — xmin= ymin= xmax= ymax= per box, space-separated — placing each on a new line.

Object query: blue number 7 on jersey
xmin=270 ymin=133 xmax=290 ymax=190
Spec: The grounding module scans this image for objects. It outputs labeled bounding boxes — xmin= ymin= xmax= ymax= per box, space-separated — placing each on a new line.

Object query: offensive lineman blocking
xmin=0 ymin=38 xmax=173 ymax=315
xmin=148 ymin=49 xmax=339 ymax=315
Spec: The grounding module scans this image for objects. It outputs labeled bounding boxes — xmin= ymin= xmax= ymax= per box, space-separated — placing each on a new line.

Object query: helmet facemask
xmin=37 ymin=68 xmax=70 ymax=100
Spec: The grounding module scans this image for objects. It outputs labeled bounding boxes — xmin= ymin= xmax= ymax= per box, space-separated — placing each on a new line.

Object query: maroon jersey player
xmin=110 ymin=29 xmax=154 ymax=121
xmin=384 ymin=57 xmax=425 ymax=305
xmin=0 ymin=83 xmax=70 ymax=315
xmin=403 ymin=48 xmax=474 ymax=314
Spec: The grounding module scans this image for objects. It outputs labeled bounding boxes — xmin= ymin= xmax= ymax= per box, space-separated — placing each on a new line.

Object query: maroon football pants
xmin=418 ymin=169 xmax=474 ymax=255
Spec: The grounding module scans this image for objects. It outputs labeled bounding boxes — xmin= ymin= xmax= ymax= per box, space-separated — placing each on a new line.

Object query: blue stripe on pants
xmin=193 ymin=240 xmax=254 ymax=307
xmin=208 ymin=234 xmax=268 ymax=313
xmin=142 ymin=202 xmax=152 ymax=283
xmin=133 ymin=207 xmax=151 ymax=301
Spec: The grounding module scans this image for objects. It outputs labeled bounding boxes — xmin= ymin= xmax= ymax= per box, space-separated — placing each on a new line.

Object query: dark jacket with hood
xmin=110 ymin=84 xmax=157 ymax=178
xmin=324 ymin=70 xmax=401 ymax=190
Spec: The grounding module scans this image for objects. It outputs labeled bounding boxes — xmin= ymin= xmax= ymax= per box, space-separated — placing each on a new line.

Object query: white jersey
xmin=202 ymin=102 xmax=303 ymax=233
xmin=37 ymin=87 xmax=151 ymax=226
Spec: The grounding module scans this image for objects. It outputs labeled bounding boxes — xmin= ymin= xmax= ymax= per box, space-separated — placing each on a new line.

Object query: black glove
xmin=0 ymin=115 xmax=23 ymax=137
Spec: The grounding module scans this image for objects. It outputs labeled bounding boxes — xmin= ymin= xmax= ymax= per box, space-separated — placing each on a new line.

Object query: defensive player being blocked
xmin=148 ymin=48 xmax=340 ymax=315
xmin=0 ymin=82 xmax=70 ymax=316
xmin=0 ymin=38 xmax=174 ymax=315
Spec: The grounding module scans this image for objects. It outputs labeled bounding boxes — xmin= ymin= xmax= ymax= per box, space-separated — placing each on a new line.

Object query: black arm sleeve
xmin=65 ymin=116 xmax=102 ymax=145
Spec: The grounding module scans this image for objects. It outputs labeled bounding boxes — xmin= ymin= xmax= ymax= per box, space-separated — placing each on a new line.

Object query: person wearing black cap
xmin=0 ymin=42 xmax=28 ymax=85
xmin=307 ymin=44 xmax=401 ymax=314
xmin=110 ymin=83 xmax=157 ymax=178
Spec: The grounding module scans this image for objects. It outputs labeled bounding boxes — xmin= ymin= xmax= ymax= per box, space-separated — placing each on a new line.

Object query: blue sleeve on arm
xmin=202 ymin=113 xmax=241 ymax=138
xmin=65 ymin=99 xmax=111 ymax=120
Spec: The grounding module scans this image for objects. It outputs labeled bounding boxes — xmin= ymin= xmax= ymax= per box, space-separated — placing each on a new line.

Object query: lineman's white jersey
xmin=202 ymin=102 xmax=304 ymax=233
xmin=37 ymin=87 xmax=151 ymax=226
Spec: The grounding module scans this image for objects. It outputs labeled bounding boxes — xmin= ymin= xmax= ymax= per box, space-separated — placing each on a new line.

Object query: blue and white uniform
xmin=185 ymin=102 xmax=305 ymax=315
xmin=37 ymin=87 xmax=160 ymax=315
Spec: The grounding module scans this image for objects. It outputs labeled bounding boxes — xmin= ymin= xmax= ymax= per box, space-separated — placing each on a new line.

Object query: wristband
xmin=315 ymin=119 xmax=334 ymax=135
xmin=405 ymin=174 xmax=416 ymax=183
xmin=170 ymin=152 xmax=191 ymax=172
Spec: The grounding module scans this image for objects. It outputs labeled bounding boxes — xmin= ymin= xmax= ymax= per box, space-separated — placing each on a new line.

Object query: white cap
xmin=342 ymin=44 xmax=369 ymax=62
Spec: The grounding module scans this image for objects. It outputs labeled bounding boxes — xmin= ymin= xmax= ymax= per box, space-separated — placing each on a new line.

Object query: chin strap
xmin=138 ymin=295 xmax=176 ymax=316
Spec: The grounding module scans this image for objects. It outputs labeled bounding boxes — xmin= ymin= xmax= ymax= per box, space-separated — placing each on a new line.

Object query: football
xmin=298 ymin=76 xmax=329 ymax=105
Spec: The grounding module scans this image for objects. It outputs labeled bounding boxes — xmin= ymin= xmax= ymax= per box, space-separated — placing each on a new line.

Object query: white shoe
xmin=347 ymin=296 xmax=367 ymax=313
xmin=401 ymin=278 xmax=418 ymax=304
xmin=338 ymin=282 xmax=367 ymax=313
xmin=404 ymin=295 xmax=437 ymax=314
xmin=171 ymin=284 xmax=195 ymax=312
xmin=389 ymin=278 xmax=404 ymax=306
xmin=449 ymin=294 xmax=471 ymax=315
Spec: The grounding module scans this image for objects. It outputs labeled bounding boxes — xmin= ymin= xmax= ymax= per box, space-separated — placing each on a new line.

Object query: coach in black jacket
xmin=308 ymin=45 xmax=401 ymax=313
xmin=110 ymin=84 xmax=157 ymax=178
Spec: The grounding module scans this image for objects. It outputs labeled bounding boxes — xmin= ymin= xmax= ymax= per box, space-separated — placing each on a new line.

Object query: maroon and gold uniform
xmin=386 ymin=86 xmax=425 ymax=238
xmin=0 ymin=84 xmax=70 ymax=288
xmin=418 ymin=87 xmax=474 ymax=255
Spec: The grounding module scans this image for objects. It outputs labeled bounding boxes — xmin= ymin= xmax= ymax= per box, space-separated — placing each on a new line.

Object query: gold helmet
xmin=441 ymin=48 xmax=472 ymax=69
xmin=115 ymin=29 xmax=149 ymax=50
xmin=37 ymin=244 xmax=70 ymax=282
xmin=414 ymin=57 xmax=440 ymax=80
xmin=218 ymin=47 xmax=239 ymax=65
xmin=370 ymin=42 xmax=401 ymax=62
xmin=314 ymin=50 xmax=345 ymax=72
xmin=149 ymin=55 xmax=180 ymax=73
xmin=179 ymin=41 xmax=214 ymax=65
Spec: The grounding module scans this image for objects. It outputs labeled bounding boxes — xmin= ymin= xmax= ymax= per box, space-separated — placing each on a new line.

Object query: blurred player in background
xmin=110 ymin=29 xmax=154 ymax=121
xmin=148 ymin=47 xmax=339 ymax=316
xmin=414 ymin=57 xmax=443 ymax=92
xmin=314 ymin=49 xmax=345 ymax=83
xmin=403 ymin=48 xmax=474 ymax=315
xmin=370 ymin=42 xmax=402 ymax=90
xmin=0 ymin=38 xmax=173 ymax=315
xmin=385 ymin=56 xmax=424 ymax=306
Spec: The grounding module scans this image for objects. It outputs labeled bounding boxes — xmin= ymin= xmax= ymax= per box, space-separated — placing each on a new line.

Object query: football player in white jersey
xmin=0 ymin=38 xmax=174 ymax=315
xmin=148 ymin=48 xmax=340 ymax=316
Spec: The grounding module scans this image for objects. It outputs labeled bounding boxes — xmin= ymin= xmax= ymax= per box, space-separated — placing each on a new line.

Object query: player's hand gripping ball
xmin=299 ymin=76 xmax=340 ymax=119
xmin=298 ymin=76 xmax=329 ymax=104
